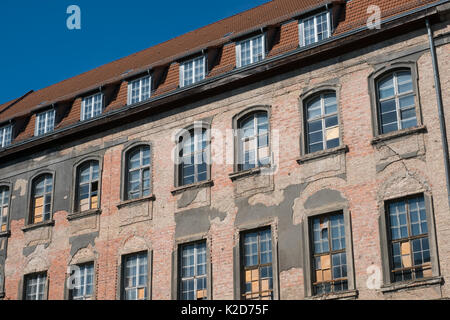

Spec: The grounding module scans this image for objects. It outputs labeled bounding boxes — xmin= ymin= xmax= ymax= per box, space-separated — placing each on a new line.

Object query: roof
xmin=0 ymin=0 xmax=443 ymax=125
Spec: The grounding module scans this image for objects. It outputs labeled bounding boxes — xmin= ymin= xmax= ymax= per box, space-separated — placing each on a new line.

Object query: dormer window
xmin=180 ymin=56 xmax=206 ymax=87
xmin=0 ymin=124 xmax=12 ymax=148
xmin=236 ymin=34 xmax=265 ymax=68
xmin=299 ymin=11 xmax=331 ymax=47
xmin=128 ymin=75 xmax=151 ymax=105
xmin=81 ymin=93 xmax=103 ymax=121
xmin=35 ymin=109 xmax=55 ymax=136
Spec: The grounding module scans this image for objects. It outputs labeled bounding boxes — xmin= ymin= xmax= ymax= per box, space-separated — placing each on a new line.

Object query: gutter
xmin=426 ymin=17 xmax=450 ymax=209
xmin=0 ymin=0 xmax=449 ymax=158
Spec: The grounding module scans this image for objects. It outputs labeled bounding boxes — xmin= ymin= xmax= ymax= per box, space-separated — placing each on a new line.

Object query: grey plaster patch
xmin=69 ymin=231 xmax=99 ymax=256
xmin=234 ymin=183 xmax=308 ymax=272
xmin=174 ymin=207 xmax=226 ymax=239
xmin=304 ymin=188 xmax=346 ymax=210
xmin=177 ymin=189 xmax=200 ymax=208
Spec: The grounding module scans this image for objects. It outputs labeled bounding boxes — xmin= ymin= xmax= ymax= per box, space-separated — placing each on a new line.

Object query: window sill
xmin=117 ymin=195 xmax=156 ymax=208
xmin=0 ymin=230 xmax=11 ymax=238
xmin=306 ymin=289 xmax=358 ymax=300
xmin=297 ymin=145 xmax=349 ymax=164
xmin=21 ymin=219 xmax=55 ymax=232
xmin=371 ymin=125 xmax=427 ymax=145
xmin=171 ymin=180 xmax=213 ymax=195
xmin=67 ymin=209 xmax=102 ymax=221
xmin=381 ymin=276 xmax=443 ymax=294
xmin=229 ymin=165 xmax=271 ymax=181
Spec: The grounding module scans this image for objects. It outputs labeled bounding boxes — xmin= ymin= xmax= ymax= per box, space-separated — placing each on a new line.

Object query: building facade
xmin=0 ymin=0 xmax=450 ymax=300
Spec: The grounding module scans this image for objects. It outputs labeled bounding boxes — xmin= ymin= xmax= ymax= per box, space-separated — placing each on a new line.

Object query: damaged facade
xmin=1 ymin=0 xmax=450 ymax=300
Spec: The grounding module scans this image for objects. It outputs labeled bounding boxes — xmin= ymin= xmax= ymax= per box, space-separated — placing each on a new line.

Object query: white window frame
xmin=127 ymin=75 xmax=152 ymax=105
xmin=35 ymin=109 xmax=55 ymax=136
xmin=70 ymin=263 xmax=94 ymax=300
xmin=179 ymin=56 xmax=206 ymax=88
xmin=235 ymin=33 xmax=266 ymax=68
xmin=0 ymin=124 xmax=12 ymax=148
xmin=81 ymin=93 xmax=104 ymax=121
xmin=299 ymin=11 xmax=331 ymax=47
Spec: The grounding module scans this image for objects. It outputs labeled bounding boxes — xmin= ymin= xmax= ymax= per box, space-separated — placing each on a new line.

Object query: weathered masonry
xmin=1 ymin=0 xmax=450 ymax=300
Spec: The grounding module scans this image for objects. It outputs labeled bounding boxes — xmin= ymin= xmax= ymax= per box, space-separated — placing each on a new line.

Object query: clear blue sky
xmin=0 ymin=0 xmax=269 ymax=104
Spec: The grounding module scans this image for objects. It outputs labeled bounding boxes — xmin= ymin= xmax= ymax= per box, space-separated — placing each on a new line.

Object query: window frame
xmin=179 ymin=56 xmax=207 ymax=88
xmin=0 ymin=124 xmax=13 ymax=148
xmin=235 ymin=33 xmax=266 ymax=68
xmin=379 ymin=192 xmax=440 ymax=287
xmin=127 ymin=75 xmax=152 ymax=105
xmin=23 ymin=272 xmax=48 ymax=300
xmin=68 ymin=262 xmax=95 ymax=300
xmin=175 ymin=124 xmax=211 ymax=187
xmin=34 ymin=109 xmax=56 ymax=136
xmin=119 ymin=251 xmax=152 ymax=300
xmin=121 ymin=143 xmax=153 ymax=201
xmin=368 ymin=62 xmax=422 ymax=138
xmin=74 ymin=160 xmax=101 ymax=213
xmin=28 ymin=172 xmax=55 ymax=225
xmin=0 ymin=184 xmax=11 ymax=233
xmin=302 ymin=204 xmax=356 ymax=298
xmin=178 ymin=240 xmax=209 ymax=300
xmin=232 ymin=106 xmax=271 ymax=173
xmin=298 ymin=11 xmax=331 ymax=47
xmin=81 ymin=92 xmax=104 ymax=121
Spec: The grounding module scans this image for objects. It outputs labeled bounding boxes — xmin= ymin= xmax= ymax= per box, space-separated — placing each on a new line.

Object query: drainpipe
xmin=426 ymin=18 xmax=450 ymax=209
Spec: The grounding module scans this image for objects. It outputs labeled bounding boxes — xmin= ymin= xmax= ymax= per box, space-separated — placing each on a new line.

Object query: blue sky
xmin=0 ymin=0 xmax=269 ymax=104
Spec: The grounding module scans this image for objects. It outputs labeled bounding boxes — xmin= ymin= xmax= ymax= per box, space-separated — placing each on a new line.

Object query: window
xmin=35 ymin=109 xmax=55 ymax=136
xmin=180 ymin=56 xmax=206 ymax=87
xmin=69 ymin=263 xmax=94 ymax=300
xmin=30 ymin=174 xmax=53 ymax=224
xmin=299 ymin=11 xmax=331 ymax=47
xmin=24 ymin=272 xmax=47 ymax=300
xmin=76 ymin=161 xmax=99 ymax=212
xmin=179 ymin=241 xmax=207 ymax=300
xmin=0 ymin=124 xmax=12 ymax=148
xmin=0 ymin=186 xmax=9 ymax=232
xmin=81 ymin=93 xmax=103 ymax=121
xmin=241 ymin=228 xmax=273 ymax=300
xmin=305 ymin=92 xmax=339 ymax=153
xmin=126 ymin=146 xmax=151 ymax=200
xmin=310 ymin=212 xmax=348 ymax=295
xmin=377 ymin=70 xmax=417 ymax=134
xmin=122 ymin=252 xmax=148 ymax=300
xmin=128 ymin=76 xmax=151 ymax=105
xmin=236 ymin=34 xmax=265 ymax=68
xmin=237 ymin=111 xmax=270 ymax=171
xmin=386 ymin=195 xmax=432 ymax=282
xmin=178 ymin=128 xmax=208 ymax=186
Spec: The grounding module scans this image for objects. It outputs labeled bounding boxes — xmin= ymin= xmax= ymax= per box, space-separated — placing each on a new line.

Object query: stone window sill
xmin=371 ymin=125 xmax=427 ymax=145
xmin=0 ymin=230 xmax=11 ymax=238
xmin=67 ymin=209 xmax=102 ymax=221
xmin=22 ymin=219 xmax=55 ymax=232
xmin=306 ymin=289 xmax=358 ymax=300
xmin=381 ymin=276 xmax=443 ymax=294
xmin=229 ymin=165 xmax=271 ymax=181
xmin=171 ymin=180 xmax=213 ymax=195
xmin=297 ymin=145 xmax=349 ymax=164
xmin=117 ymin=195 xmax=156 ymax=209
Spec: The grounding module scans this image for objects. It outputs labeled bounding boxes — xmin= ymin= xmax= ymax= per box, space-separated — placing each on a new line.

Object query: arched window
xmin=237 ymin=111 xmax=270 ymax=171
xmin=126 ymin=146 xmax=151 ymax=200
xmin=177 ymin=128 xmax=208 ymax=186
xmin=76 ymin=161 xmax=100 ymax=212
xmin=30 ymin=174 xmax=53 ymax=224
xmin=377 ymin=70 xmax=417 ymax=134
xmin=0 ymin=186 xmax=10 ymax=232
xmin=305 ymin=92 xmax=339 ymax=153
